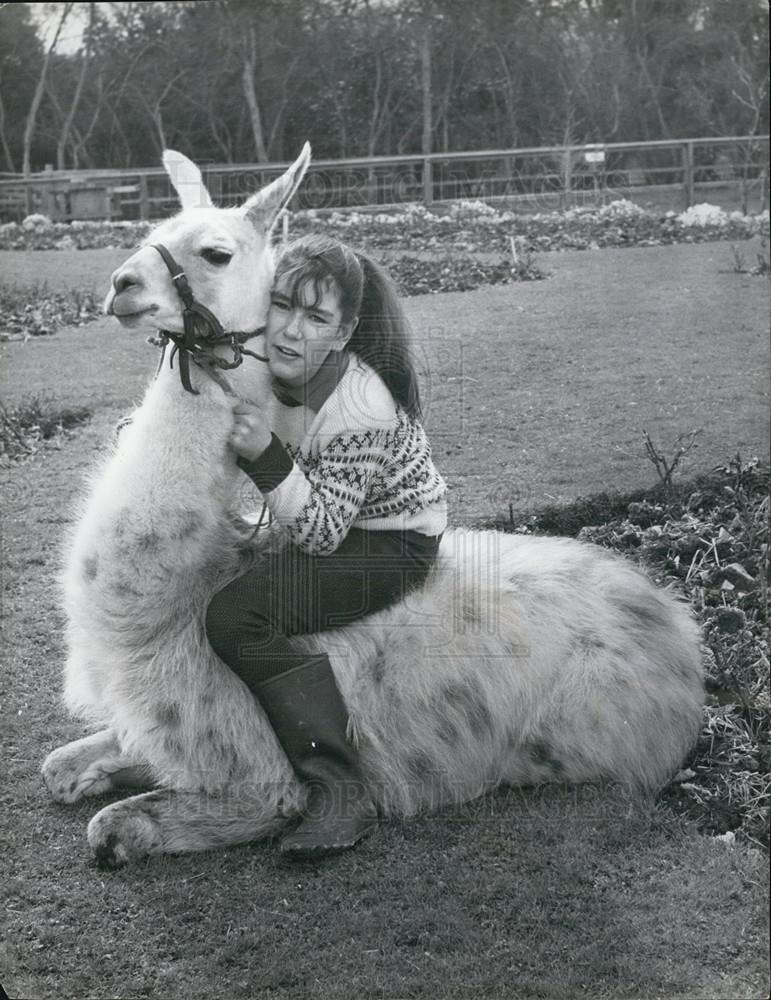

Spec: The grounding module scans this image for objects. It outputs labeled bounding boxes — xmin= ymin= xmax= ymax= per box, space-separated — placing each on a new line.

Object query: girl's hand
xmin=229 ymin=403 xmax=272 ymax=462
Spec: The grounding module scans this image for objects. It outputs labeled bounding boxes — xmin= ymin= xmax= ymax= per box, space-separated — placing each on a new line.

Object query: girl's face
xmin=264 ymin=274 xmax=354 ymax=387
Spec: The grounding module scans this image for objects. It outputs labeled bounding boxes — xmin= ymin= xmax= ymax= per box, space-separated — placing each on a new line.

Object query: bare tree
xmin=0 ymin=89 xmax=15 ymax=171
xmin=22 ymin=2 xmax=73 ymax=175
xmin=70 ymin=69 xmax=119 ymax=168
xmin=132 ymin=70 xmax=188 ymax=156
xmin=55 ymin=2 xmax=95 ymax=169
xmin=727 ymin=48 xmax=769 ymax=212
xmin=241 ymin=20 xmax=269 ymax=163
xmin=421 ymin=16 xmax=431 ymax=157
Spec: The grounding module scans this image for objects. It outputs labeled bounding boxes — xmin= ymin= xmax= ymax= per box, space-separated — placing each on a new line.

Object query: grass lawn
xmin=0 ymin=240 xmax=769 ymax=999
xmin=1 ymin=239 xmax=768 ymax=526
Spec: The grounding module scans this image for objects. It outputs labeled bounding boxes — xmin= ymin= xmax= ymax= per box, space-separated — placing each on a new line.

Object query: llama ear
xmin=162 ymin=150 xmax=214 ymax=210
xmin=243 ymin=142 xmax=311 ymax=233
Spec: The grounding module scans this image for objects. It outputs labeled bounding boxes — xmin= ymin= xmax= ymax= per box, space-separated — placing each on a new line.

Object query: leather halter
xmin=150 ymin=243 xmax=267 ymax=395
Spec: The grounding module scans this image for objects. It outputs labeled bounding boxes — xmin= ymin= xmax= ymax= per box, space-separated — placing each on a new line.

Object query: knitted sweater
xmin=238 ymin=355 xmax=447 ymax=555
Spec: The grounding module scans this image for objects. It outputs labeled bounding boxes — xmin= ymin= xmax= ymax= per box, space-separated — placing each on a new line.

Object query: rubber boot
xmin=255 ymin=654 xmax=378 ymax=858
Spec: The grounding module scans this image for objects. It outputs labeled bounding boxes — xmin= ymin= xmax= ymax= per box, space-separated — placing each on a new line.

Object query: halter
xmin=149 ymin=243 xmax=268 ymax=395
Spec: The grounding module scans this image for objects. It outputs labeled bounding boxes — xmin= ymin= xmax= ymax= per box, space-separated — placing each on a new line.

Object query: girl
xmin=205 ymin=235 xmax=447 ymax=859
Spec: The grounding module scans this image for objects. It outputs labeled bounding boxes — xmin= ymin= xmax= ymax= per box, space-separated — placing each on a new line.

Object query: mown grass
xmin=3 ymin=698 xmax=769 ymax=1000
xmin=1 ymin=240 xmax=768 ymax=519
xmin=0 ymin=239 xmax=768 ymax=999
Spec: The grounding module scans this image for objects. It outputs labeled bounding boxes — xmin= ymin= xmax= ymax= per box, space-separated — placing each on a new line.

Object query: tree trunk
xmin=335 ymin=102 xmax=347 ymax=159
xmin=208 ymin=98 xmax=234 ymax=162
xmin=242 ymin=26 xmax=268 ymax=163
xmin=45 ymin=80 xmax=90 ymax=170
xmin=266 ymin=54 xmax=301 ymax=160
xmin=22 ymin=3 xmax=73 ymax=176
xmin=493 ymin=42 xmax=518 ymax=148
xmin=421 ymin=20 xmax=432 ymax=157
xmin=151 ymin=105 xmax=167 ymax=155
xmin=0 ymin=88 xmax=16 ymax=172
xmin=72 ymin=74 xmax=110 ymax=168
xmin=367 ymin=51 xmax=382 ymax=158
xmin=57 ymin=3 xmax=95 ymax=170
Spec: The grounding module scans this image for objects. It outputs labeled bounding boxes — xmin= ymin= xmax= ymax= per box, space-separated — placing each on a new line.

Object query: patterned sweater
xmin=238 ymin=355 xmax=447 ymax=555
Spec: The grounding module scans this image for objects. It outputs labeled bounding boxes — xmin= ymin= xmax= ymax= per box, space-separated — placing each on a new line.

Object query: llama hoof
xmin=42 ymin=747 xmax=114 ymax=803
xmin=88 ymin=801 xmax=163 ymax=869
xmin=92 ymin=832 xmax=131 ymax=871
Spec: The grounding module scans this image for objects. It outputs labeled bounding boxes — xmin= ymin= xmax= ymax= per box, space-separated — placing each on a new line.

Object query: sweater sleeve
xmin=238 ymin=428 xmax=391 ymax=555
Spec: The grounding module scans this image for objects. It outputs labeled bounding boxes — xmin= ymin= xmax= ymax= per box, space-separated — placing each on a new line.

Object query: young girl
xmin=205 ymin=234 xmax=447 ymax=859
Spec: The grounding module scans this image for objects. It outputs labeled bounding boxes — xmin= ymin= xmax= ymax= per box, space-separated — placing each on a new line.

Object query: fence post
xmin=423 ymin=156 xmax=433 ymax=207
xmin=138 ymin=174 xmax=150 ymax=220
xmin=562 ymin=146 xmax=573 ymax=209
xmin=42 ymin=165 xmax=56 ymax=219
xmin=682 ymin=141 xmax=695 ymax=209
xmin=753 ymin=138 xmax=769 ymax=214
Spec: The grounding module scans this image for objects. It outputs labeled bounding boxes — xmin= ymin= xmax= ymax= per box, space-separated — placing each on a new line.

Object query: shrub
xmin=0 ymin=395 xmax=91 ymax=464
xmin=0 ymin=283 xmax=102 ymax=341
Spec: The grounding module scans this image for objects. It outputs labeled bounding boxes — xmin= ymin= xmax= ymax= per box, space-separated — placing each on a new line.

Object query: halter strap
xmin=149 ymin=243 xmax=267 ymax=394
xmin=152 ymin=243 xmax=196 ymax=310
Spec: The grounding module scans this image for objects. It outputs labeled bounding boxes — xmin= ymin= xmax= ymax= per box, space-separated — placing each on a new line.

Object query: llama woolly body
xmin=42 ymin=147 xmax=703 ymax=866
xmin=55 ymin=351 xmax=703 ymax=835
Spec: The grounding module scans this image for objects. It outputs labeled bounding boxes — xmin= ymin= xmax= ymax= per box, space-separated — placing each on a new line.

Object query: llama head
xmin=104 ymin=144 xmax=311 ymax=336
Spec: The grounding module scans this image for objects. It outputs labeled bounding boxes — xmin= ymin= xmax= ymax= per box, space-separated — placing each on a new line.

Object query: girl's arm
xmin=237 ymin=429 xmax=389 ymax=555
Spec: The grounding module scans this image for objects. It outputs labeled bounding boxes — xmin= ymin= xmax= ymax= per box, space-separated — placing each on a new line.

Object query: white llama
xmin=42 ymin=147 xmax=704 ymax=868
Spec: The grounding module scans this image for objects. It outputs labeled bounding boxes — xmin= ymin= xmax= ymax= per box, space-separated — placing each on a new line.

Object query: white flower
xmin=599 ymin=199 xmax=646 ymax=220
xmin=22 ymin=213 xmax=53 ymax=231
xmin=448 ymin=199 xmax=497 ymax=218
xmin=676 ymin=203 xmax=728 ymax=227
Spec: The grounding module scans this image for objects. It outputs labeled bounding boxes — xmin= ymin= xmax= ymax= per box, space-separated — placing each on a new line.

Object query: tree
xmin=0 ymin=0 xmax=767 ymax=175
xmin=216 ymin=0 xmax=309 ymax=163
xmin=22 ymin=2 xmax=72 ymax=175
xmin=0 ymin=6 xmax=43 ymax=171
xmin=54 ymin=1 xmax=95 ymax=168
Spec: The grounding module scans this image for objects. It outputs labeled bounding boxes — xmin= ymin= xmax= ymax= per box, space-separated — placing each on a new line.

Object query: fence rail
xmin=0 ymin=136 xmax=767 ymax=223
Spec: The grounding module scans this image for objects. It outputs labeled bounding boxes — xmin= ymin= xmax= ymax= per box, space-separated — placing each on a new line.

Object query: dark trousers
xmin=205 ymin=528 xmax=441 ymax=691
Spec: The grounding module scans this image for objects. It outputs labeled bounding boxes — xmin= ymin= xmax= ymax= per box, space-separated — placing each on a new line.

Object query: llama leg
xmin=42 ymin=730 xmax=152 ymax=804
xmin=87 ymin=784 xmax=297 ymax=869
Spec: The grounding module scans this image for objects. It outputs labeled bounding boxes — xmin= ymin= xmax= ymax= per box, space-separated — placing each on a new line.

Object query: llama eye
xmin=201 ymin=248 xmax=232 ymax=266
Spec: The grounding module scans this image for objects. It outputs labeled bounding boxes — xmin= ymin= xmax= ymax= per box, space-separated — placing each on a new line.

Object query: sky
xmin=31 ymin=1 xmax=110 ymax=55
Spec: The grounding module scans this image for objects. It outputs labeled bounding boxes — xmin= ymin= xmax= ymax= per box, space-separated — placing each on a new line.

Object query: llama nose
xmin=112 ymin=267 xmax=140 ymax=294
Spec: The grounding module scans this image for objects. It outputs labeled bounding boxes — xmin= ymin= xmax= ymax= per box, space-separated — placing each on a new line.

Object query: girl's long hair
xmin=273 ymin=234 xmax=422 ymax=419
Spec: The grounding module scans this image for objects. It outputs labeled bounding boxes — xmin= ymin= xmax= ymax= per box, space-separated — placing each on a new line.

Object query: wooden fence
xmin=0 ymin=135 xmax=767 ymax=223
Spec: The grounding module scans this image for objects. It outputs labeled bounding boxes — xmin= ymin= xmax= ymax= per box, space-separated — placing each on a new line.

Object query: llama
xmin=42 ymin=147 xmax=704 ymax=868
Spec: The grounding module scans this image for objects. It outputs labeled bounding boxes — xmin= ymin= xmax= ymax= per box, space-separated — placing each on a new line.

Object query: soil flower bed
xmin=297 ymin=199 xmax=770 ymax=256
xmin=0 ymin=283 xmax=102 ymax=342
xmin=0 ymin=395 xmax=91 ymax=465
xmin=2 ymin=200 xmax=767 ymax=256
